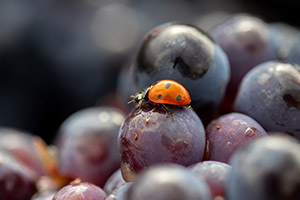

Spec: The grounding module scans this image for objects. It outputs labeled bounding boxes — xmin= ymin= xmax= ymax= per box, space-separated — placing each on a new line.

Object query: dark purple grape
xmin=227 ymin=135 xmax=300 ymax=200
xmin=210 ymin=14 xmax=282 ymax=110
xmin=126 ymin=163 xmax=212 ymax=200
xmin=52 ymin=182 xmax=107 ymax=200
xmin=205 ymin=112 xmax=267 ymax=163
xmin=233 ymin=61 xmax=300 ymax=140
xmin=118 ymin=102 xmax=206 ymax=181
xmin=0 ymin=150 xmax=37 ymax=200
xmin=106 ymin=182 xmax=133 ymax=200
xmin=132 ymin=22 xmax=230 ymax=124
xmin=104 ymin=169 xmax=126 ymax=195
xmin=189 ymin=161 xmax=231 ymax=199
xmin=56 ymin=107 xmax=125 ymax=187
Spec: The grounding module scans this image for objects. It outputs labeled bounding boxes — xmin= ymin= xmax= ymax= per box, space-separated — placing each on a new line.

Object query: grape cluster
xmin=1 ymin=1 xmax=300 ymax=200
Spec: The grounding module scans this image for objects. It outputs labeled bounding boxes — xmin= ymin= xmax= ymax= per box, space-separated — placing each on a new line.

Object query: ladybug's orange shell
xmin=148 ymin=80 xmax=191 ymax=105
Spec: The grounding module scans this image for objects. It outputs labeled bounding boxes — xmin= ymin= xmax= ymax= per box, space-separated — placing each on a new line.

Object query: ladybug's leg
xmin=160 ymin=104 xmax=174 ymax=119
xmin=184 ymin=104 xmax=194 ymax=111
xmin=136 ymin=99 xmax=145 ymax=111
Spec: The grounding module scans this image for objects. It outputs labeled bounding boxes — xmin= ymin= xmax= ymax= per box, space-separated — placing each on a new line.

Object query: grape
xmin=126 ymin=163 xmax=212 ymax=200
xmin=52 ymin=182 xmax=107 ymax=200
xmin=0 ymin=150 xmax=37 ymax=200
xmin=118 ymin=102 xmax=206 ymax=181
xmin=106 ymin=182 xmax=133 ymax=200
xmin=227 ymin=135 xmax=300 ymax=200
xmin=56 ymin=107 xmax=125 ymax=187
xmin=132 ymin=22 xmax=230 ymax=124
xmin=233 ymin=61 xmax=300 ymax=140
xmin=204 ymin=112 xmax=267 ymax=163
xmin=103 ymin=169 xmax=126 ymax=195
xmin=210 ymin=14 xmax=282 ymax=111
xmin=0 ymin=128 xmax=46 ymax=176
xmin=189 ymin=161 xmax=231 ymax=198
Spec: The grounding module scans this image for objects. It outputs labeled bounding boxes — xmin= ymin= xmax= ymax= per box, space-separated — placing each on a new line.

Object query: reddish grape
xmin=0 ymin=150 xmax=37 ymax=200
xmin=189 ymin=161 xmax=231 ymax=198
xmin=205 ymin=112 xmax=267 ymax=163
xmin=0 ymin=128 xmax=46 ymax=176
xmin=52 ymin=182 xmax=107 ymax=200
xmin=118 ymin=102 xmax=206 ymax=181
xmin=56 ymin=107 xmax=125 ymax=187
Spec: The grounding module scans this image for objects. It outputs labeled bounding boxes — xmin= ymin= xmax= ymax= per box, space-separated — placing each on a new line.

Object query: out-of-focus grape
xmin=210 ymin=14 xmax=282 ymax=111
xmin=0 ymin=128 xmax=46 ymax=176
xmin=189 ymin=161 xmax=231 ymax=199
xmin=228 ymin=135 xmax=300 ymax=200
xmin=103 ymin=169 xmax=126 ymax=195
xmin=56 ymin=107 xmax=125 ymax=187
xmin=0 ymin=150 xmax=37 ymax=200
xmin=52 ymin=181 xmax=107 ymax=200
xmin=106 ymin=182 xmax=133 ymax=200
xmin=270 ymin=22 xmax=299 ymax=60
xmin=286 ymin=34 xmax=300 ymax=65
xmin=126 ymin=163 xmax=212 ymax=200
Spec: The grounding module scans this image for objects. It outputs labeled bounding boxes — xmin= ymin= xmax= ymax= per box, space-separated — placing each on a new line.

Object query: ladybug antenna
xmin=128 ymin=95 xmax=136 ymax=104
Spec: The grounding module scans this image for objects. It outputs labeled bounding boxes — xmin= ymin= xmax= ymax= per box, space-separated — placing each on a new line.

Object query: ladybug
xmin=129 ymin=79 xmax=191 ymax=108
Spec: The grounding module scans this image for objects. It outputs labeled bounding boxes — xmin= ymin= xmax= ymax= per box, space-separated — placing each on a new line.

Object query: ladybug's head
xmin=128 ymin=87 xmax=151 ymax=105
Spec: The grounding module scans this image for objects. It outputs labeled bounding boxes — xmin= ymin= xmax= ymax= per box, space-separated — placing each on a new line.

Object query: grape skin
xmin=118 ymin=102 xmax=206 ymax=181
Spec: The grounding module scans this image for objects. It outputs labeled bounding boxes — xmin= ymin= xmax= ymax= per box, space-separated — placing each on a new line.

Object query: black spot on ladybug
xmin=158 ymin=94 xmax=162 ymax=99
xmin=176 ymin=95 xmax=182 ymax=101
xmin=165 ymin=83 xmax=171 ymax=89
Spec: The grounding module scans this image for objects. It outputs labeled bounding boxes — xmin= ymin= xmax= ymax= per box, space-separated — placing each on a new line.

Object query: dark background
xmin=0 ymin=0 xmax=298 ymax=143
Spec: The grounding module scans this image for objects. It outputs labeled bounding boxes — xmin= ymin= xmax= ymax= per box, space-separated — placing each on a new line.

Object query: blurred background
xmin=0 ymin=0 xmax=298 ymax=143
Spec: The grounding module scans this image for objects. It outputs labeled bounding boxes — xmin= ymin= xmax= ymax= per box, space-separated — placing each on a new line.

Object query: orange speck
xmin=70 ymin=178 xmax=82 ymax=184
xmin=134 ymin=134 xmax=138 ymax=141
xmin=145 ymin=118 xmax=149 ymax=124
xmin=216 ymin=125 xmax=221 ymax=130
